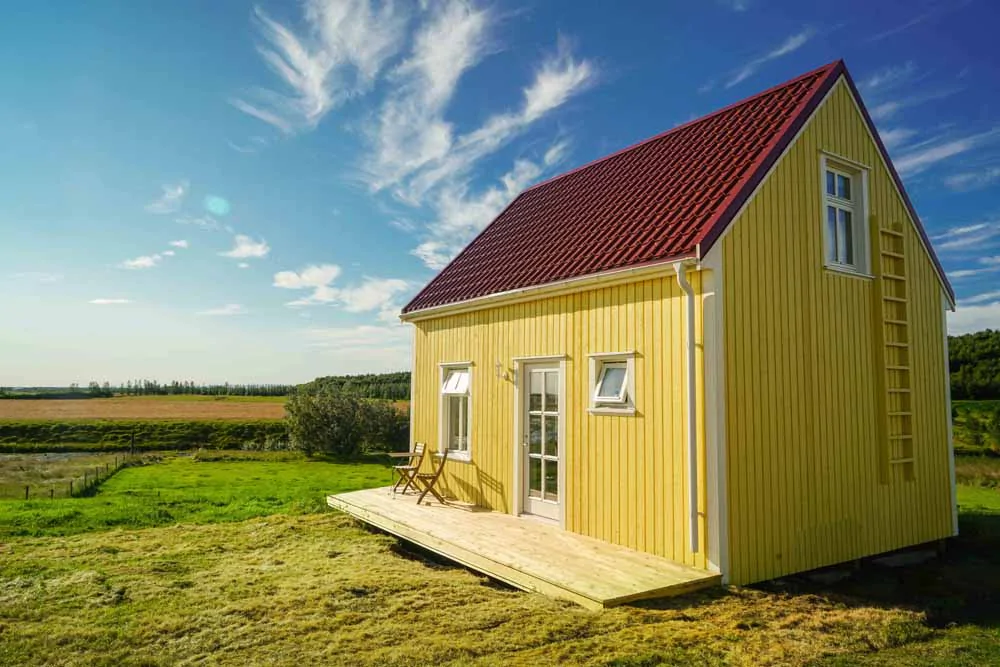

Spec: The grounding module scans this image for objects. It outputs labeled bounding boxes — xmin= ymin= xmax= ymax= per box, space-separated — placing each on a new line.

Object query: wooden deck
xmin=327 ymin=487 xmax=720 ymax=610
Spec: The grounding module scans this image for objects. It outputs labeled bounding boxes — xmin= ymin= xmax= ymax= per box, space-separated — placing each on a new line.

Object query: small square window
xmin=440 ymin=365 xmax=471 ymax=458
xmin=588 ymin=353 xmax=635 ymax=415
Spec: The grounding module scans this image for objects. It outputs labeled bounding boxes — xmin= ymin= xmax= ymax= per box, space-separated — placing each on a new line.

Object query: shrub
xmin=285 ymin=386 xmax=408 ymax=457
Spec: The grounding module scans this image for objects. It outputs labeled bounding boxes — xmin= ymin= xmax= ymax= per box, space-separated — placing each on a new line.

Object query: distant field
xmin=0 ymin=451 xmax=124 ymax=499
xmin=0 ymin=396 xmax=287 ymax=421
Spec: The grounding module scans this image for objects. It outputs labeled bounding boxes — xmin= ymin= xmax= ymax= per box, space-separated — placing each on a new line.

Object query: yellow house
xmin=331 ymin=60 xmax=957 ymax=604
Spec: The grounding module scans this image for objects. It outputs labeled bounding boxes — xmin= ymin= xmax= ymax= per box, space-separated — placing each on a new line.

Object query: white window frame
xmin=588 ymin=352 xmax=636 ymax=416
xmin=820 ymin=153 xmax=870 ymax=277
xmin=438 ymin=362 xmax=472 ymax=462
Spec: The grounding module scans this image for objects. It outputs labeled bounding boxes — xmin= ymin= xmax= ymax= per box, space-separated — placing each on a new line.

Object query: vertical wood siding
xmin=411 ymin=273 xmax=709 ymax=570
xmin=721 ymin=78 xmax=953 ymax=585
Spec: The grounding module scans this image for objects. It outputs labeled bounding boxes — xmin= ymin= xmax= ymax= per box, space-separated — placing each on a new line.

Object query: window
xmin=588 ymin=352 xmax=636 ymax=415
xmin=440 ymin=366 xmax=471 ymax=459
xmin=821 ymin=157 xmax=869 ymax=274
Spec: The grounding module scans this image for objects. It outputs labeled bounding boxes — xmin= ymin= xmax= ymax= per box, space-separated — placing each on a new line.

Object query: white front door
xmin=521 ymin=364 xmax=561 ymax=521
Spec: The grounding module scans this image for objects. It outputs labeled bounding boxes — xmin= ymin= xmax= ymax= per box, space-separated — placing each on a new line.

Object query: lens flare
xmin=204 ymin=195 xmax=231 ymax=216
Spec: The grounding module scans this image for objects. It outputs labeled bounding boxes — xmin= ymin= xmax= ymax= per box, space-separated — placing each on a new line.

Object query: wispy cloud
xmin=859 ymin=62 xmax=917 ymax=93
xmin=949 ymin=266 xmax=1000 ymax=279
xmin=199 ymin=304 xmax=247 ymax=316
xmin=362 ymin=0 xmax=494 ymax=194
xmin=169 ymin=239 xmax=189 ymax=248
xmin=945 ymin=167 xmax=1000 ymax=191
xmin=89 ymin=298 xmax=131 ymax=305
xmin=220 ymin=234 xmax=270 ymax=259
xmin=869 ymin=88 xmax=960 ymax=121
xmin=176 ymin=215 xmax=223 ymax=231
xmin=879 ymin=127 xmax=917 ymax=151
xmin=232 ymin=1 xmax=409 ymax=134
xmin=227 ymin=136 xmax=270 ymax=154
xmin=238 ymin=262 xmax=250 ymax=269
xmin=274 ymin=264 xmax=413 ymax=318
xmin=895 ymin=129 xmax=1000 ymax=176
xmin=305 ymin=323 xmax=409 ymax=351
xmin=412 ymin=139 xmax=569 ymax=270
xmin=144 ymin=181 xmax=189 ymax=214
xmin=932 ymin=222 xmax=1000 ymax=250
xmin=388 ymin=37 xmax=595 ymax=204
xmin=867 ymin=0 xmax=970 ymax=43
xmin=10 ymin=272 xmax=62 ymax=284
xmin=959 ymin=290 xmax=1000 ymax=306
xmin=120 ymin=254 xmax=163 ymax=270
xmin=717 ymin=0 xmax=749 ymax=11
xmin=162 ymin=250 xmax=175 ymax=257
xmin=725 ymin=28 xmax=814 ymax=88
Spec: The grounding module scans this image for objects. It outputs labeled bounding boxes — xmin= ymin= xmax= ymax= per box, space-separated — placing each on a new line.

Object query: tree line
xmin=0 ymin=373 xmax=412 ymax=400
xmin=950 ymin=329 xmax=1000 ymax=400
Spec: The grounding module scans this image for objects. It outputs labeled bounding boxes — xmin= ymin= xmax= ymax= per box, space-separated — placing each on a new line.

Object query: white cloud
xmin=199 ymin=304 xmax=247 ymax=316
xmin=932 ymin=222 xmax=999 ymax=250
xmin=949 ymin=267 xmax=1000 ymax=279
xmin=120 ymin=254 xmax=162 ymax=270
xmin=959 ymin=290 xmax=1000 ymax=306
xmin=945 ymin=167 xmax=1000 ymax=191
xmin=870 ymin=88 xmax=961 ymax=121
xmin=220 ymin=234 xmax=270 ymax=259
xmin=162 ymin=250 xmax=175 ymax=257
xmin=879 ymin=127 xmax=917 ymax=151
xmin=412 ymin=140 xmax=568 ymax=269
xmin=867 ymin=1 xmax=968 ymax=43
xmin=10 ymin=272 xmax=62 ymax=283
xmin=274 ymin=264 xmax=412 ymax=317
xmin=169 ymin=240 xmax=189 ymax=248
xmin=89 ymin=298 xmax=131 ymax=305
xmin=144 ymin=181 xmax=188 ymax=214
xmin=726 ymin=28 xmax=814 ymax=88
xmin=895 ymin=129 xmax=1000 ymax=176
xmin=232 ymin=1 xmax=409 ymax=134
xmin=859 ymin=62 xmax=917 ymax=93
xmin=383 ymin=38 xmax=595 ymax=204
xmin=948 ymin=302 xmax=1000 ymax=335
xmin=364 ymin=0 xmax=493 ymax=193
xmin=238 ymin=262 xmax=250 ymax=269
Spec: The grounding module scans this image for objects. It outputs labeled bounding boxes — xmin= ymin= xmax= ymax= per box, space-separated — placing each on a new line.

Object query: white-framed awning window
xmin=594 ymin=362 xmax=628 ymax=404
xmin=441 ymin=369 xmax=470 ymax=395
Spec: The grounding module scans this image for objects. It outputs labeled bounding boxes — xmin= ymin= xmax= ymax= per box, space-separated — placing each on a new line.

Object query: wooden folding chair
xmin=390 ymin=442 xmax=426 ymax=496
xmin=414 ymin=447 xmax=449 ymax=505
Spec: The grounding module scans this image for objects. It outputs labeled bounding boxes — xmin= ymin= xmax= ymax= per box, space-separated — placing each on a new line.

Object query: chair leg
xmin=416 ymin=480 xmax=446 ymax=506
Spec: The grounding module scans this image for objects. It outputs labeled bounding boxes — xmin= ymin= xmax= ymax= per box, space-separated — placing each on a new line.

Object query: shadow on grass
xmin=746 ymin=513 xmax=1000 ymax=629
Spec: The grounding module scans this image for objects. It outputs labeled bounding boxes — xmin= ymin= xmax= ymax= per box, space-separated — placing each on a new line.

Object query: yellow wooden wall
xmin=720 ymin=77 xmax=954 ymax=585
xmin=411 ymin=273 xmax=710 ymax=570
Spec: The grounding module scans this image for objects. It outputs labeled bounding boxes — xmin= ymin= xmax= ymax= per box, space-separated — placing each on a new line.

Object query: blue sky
xmin=1 ymin=0 xmax=998 ymax=385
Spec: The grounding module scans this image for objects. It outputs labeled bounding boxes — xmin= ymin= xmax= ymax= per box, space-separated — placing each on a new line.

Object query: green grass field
xmin=0 ymin=453 xmax=388 ymax=538
xmin=1 ymin=454 xmax=998 ymax=665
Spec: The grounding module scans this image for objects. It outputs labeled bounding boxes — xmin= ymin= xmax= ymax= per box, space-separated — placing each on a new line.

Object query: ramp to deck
xmin=327 ymin=487 xmax=720 ymax=610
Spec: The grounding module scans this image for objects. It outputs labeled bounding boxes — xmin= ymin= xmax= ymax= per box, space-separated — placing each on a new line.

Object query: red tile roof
xmin=403 ymin=60 xmax=953 ymax=314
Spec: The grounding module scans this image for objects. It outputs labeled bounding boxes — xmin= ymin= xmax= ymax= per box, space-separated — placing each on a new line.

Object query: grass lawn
xmin=0 ymin=452 xmax=389 ymax=538
xmin=0 ymin=455 xmax=998 ymax=665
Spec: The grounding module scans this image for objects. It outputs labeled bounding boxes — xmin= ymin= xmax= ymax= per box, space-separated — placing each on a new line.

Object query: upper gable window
xmin=821 ymin=156 xmax=869 ymax=276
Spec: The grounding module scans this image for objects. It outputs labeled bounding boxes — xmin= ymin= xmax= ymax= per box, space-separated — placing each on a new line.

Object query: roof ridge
xmin=521 ymin=60 xmax=842 ymax=197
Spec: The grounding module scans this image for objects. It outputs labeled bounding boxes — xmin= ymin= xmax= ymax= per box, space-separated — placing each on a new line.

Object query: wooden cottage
xmin=330 ymin=60 xmax=957 ymax=608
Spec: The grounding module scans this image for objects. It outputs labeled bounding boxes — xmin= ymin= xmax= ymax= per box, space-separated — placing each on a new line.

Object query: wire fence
xmin=0 ymin=453 xmax=135 ymax=500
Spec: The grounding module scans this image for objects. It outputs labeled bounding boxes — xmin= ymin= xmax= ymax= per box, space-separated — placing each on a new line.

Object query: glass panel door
xmin=523 ymin=365 xmax=560 ymax=521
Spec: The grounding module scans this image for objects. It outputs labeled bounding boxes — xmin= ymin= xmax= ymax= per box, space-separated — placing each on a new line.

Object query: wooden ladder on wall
xmin=871 ymin=217 xmax=915 ymax=483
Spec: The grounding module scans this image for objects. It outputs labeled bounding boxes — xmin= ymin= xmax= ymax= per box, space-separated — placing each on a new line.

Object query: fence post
xmin=24 ymin=485 xmax=28 ymax=500
xmin=84 ymin=473 xmax=88 ymax=489
xmin=50 ymin=488 xmax=54 ymax=500
xmin=70 ymin=480 xmax=74 ymax=497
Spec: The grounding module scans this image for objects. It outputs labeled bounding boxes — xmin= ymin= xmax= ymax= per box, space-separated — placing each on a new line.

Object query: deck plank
xmin=327 ymin=487 xmax=720 ymax=609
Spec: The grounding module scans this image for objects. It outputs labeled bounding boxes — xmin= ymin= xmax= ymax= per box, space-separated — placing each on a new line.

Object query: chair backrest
xmin=409 ymin=442 xmax=426 ymax=465
xmin=426 ymin=446 xmax=449 ymax=480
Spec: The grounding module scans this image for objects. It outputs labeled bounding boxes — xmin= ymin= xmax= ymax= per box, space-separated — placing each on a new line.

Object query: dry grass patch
xmin=0 ymin=397 xmax=286 ymax=421
xmin=0 ymin=514 xmax=940 ymax=666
